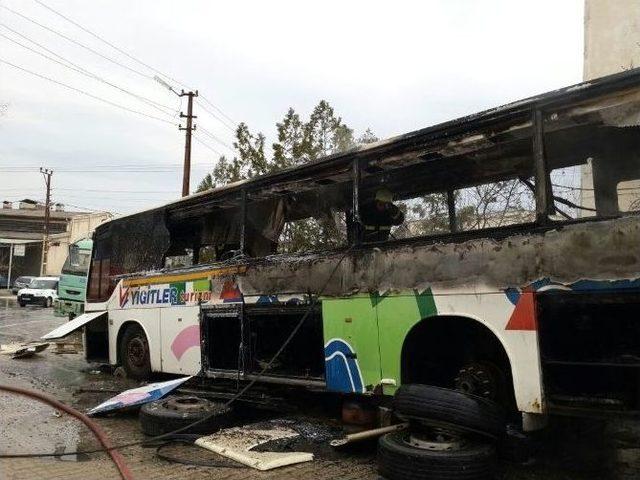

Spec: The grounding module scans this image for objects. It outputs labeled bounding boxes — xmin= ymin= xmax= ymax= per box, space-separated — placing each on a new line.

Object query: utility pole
xmin=179 ymin=90 xmax=198 ymax=197
xmin=40 ymin=167 xmax=53 ymax=276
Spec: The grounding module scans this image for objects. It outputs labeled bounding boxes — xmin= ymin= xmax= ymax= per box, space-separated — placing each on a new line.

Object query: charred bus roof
xmin=97 ymin=66 xmax=640 ymax=231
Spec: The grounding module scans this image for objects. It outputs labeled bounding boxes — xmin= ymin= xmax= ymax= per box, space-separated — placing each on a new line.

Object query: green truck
xmin=54 ymin=238 xmax=92 ymax=319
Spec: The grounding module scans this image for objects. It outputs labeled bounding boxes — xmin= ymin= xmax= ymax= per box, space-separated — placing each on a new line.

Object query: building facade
xmin=582 ymin=0 xmax=640 ymax=212
xmin=0 ymin=200 xmax=111 ymax=284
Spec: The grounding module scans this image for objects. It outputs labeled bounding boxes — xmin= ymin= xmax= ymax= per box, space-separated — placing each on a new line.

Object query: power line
xmin=33 ymin=0 xmax=193 ymax=92
xmin=197 ymin=125 xmax=235 ymax=151
xmin=57 ymin=200 xmax=121 ymax=215
xmin=199 ymin=95 xmax=237 ymax=127
xmin=1 ymin=22 xmax=78 ymax=70
xmin=0 ymin=30 xmax=178 ymax=118
xmin=0 ymin=58 xmax=178 ymax=125
xmin=195 ymin=99 xmax=237 ymax=132
xmin=193 ymin=134 xmax=223 ymax=156
xmin=1 ymin=4 xmax=153 ymax=80
xmin=30 ymin=0 xmax=239 ymax=132
xmin=552 ymin=183 xmax=640 ymax=192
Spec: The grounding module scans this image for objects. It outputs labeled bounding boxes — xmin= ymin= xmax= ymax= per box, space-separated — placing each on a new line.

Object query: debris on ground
xmin=87 ymin=376 xmax=192 ymax=415
xmin=0 ymin=342 xmax=49 ymax=359
xmin=195 ymin=421 xmax=314 ymax=470
xmin=53 ymin=341 xmax=82 ymax=355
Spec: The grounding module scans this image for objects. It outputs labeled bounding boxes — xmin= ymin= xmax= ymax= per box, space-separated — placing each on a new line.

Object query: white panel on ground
xmin=41 ymin=311 xmax=106 ymax=340
xmin=195 ymin=424 xmax=314 ymax=470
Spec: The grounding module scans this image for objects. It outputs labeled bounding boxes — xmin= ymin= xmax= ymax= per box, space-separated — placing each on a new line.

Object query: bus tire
xmin=378 ymin=431 xmax=495 ymax=480
xmin=139 ymin=396 xmax=233 ymax=436
xmin=119 ymin=324 xmax=151 ymax=380
xmin=393 ymin=385 xmax=504 ymax=439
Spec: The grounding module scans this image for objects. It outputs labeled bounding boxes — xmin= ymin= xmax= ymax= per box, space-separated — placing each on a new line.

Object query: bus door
xmin=200 ymin=304 xmax=245 ymax=374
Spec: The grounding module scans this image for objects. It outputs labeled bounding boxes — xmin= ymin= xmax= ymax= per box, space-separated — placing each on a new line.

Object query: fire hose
xmin=0 ymin=384 xmax=133 ymax=480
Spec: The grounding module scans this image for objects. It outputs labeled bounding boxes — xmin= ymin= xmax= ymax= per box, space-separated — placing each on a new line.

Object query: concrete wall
xmin=582 ymin=0 xmax=640 ymax=212
xmin=46 ymin=212 xmax=112 ymax=275
xmin=584 ymin=0 xmax=640 ymax=81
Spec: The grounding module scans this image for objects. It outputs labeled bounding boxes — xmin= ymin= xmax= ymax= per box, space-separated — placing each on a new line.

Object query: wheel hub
xmin=454 ymin=362 xmax=499 ymax=400
xmin=404 ymin=430 xmax=463 ymax=451
xmin=127 ymin=336 xmax=147 ymax=367
xmin=165 ymin=396 xmax=209 ymax=412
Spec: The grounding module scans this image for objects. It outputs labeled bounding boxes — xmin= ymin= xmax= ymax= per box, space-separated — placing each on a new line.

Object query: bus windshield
xmin=62 ymin=245 xmax=92 ymax=275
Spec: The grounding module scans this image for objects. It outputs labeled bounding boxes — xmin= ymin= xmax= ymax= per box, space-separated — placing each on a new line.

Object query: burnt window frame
xmin=86 ymin=70 xmax=640 ymax=281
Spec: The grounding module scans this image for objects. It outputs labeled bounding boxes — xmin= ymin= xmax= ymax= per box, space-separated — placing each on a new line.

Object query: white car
xmin=17 ymin=277 xmax=59 ymax=308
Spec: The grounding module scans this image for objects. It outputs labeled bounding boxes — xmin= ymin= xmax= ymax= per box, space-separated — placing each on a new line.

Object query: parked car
xmin=12 ymin=276 xmax=35 ymax=295
xmin=17 ymin=277 xmax=59 ymax=307
xmin=0 ymin=274 xmax=7 ymax=289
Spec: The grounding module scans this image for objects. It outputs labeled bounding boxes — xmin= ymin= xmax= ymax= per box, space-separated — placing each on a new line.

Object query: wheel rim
xmin=127 ymin=336 xmax=148 ymax=367
xmin=454 ymin=362 xmax=501 ymax=400
xmin=165 ymin=396 xmax=210 ymax=412
xmin=403 ymin=429 xmax=464 ymax=451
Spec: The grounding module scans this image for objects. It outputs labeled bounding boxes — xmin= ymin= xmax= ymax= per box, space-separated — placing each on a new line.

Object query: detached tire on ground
xmin=378 ymin=431 xmax=496 ymax=480
xmin=394 ymin=385 xmax=505 ymax=439
xmin=139 ymin=396 xmax=233 ymax=436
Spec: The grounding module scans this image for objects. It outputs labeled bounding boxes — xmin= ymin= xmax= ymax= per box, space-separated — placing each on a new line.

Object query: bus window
xmin=245 ymin=176 xmax=351 ymax=255
xmin=87 ymin=210 xmax=168 ymax=302
xmin=618 ymin=180 xmax=640 ymax=212
xmin=549 ymin=158 xmax=597 ymax=220
xmin=164 ymin=248 xmax=193 ymax=269
xmin=392 ymin=193 xmax=450 ymax=239
xmin=454 ymin=179 xmax=536 ymax=231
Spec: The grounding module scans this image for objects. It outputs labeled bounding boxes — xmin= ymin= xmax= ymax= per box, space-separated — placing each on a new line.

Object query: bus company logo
xmin=119 ymin=284 xmax=180 ymax=308
xmin=119 ymin=285 xmax=130 ymax=307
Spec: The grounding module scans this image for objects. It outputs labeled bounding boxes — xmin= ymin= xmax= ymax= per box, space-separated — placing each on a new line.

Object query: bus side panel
xmin=322 ymin=296 xmax=381 ymax=394
xmin=107 ymin=308 xmax=162 ymax=372
xmin=375 ymin=288 xmax=543 ymax=414
xmin=159 ymin=305 xmax=201 ymax=375
xmin=376 ymin=290 xmax=437 ymax=395
xmin=434 ymin=291 xmax=543 ymax=414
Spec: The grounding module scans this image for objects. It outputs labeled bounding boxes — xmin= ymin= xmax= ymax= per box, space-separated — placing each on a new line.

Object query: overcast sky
xmin=0 ymin=0 xmax=584 ymax=215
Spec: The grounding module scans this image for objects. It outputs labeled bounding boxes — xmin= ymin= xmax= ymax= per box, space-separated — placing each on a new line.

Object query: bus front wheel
xmin=119 ymin=324 xmax=151 ymax=380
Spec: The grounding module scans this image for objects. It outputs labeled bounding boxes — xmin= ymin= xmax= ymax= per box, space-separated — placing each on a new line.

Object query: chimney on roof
xmin=2 ymin=201 xmax=11 ymax=209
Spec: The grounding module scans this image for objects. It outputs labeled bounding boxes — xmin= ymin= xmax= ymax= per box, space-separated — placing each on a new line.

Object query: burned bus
xmin=46 ymin=68 xmax=640 ymax=432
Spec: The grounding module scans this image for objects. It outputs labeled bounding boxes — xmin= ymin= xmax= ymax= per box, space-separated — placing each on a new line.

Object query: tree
xmin=198 ymin=101 xmax=369 ymax=192
xmin=357 ymin=128 xmax=378 ymax=145
xmin=196 ymin=100 xmax=374 ymax=252
xmin=196 ymin=123 xmax=268 ymax=191
xmin=302 ymin=100 xmax=355 ymax=161
xmin=272 ymin=108 xmax=305 ymax=170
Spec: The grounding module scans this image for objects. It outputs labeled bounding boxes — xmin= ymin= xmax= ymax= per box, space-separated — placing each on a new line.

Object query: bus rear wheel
xmin=119 ymin=324 xmax=151 ymax=380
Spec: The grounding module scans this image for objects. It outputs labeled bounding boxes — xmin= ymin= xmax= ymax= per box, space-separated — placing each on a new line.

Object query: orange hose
xmin=0 ymin=384 xmax=133 ymax=480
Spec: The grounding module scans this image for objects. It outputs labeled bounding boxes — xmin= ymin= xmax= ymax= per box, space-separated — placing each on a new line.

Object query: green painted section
xmin=376 ymin=290 xmax=437 ymax=394
xmin=192 ymin=279 xmax=209 ymax=292
xmin=171 ymin=281 xmax=186 ymax=305
xmin=322 ymin=295 xmax=382 ymax=391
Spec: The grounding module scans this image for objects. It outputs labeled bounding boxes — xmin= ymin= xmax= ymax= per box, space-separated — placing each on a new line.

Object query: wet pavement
xmin=1 ymin=298 xmax=639 ymax=479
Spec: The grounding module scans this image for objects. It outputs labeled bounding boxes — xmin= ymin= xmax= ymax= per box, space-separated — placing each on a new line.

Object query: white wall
xmin=584 ymin=0 xmax=640 ymax=81
xmin=581 ymin=0 xmax=640 ymax=212
xmin=46 ymin=212 xmax=112 ymax=275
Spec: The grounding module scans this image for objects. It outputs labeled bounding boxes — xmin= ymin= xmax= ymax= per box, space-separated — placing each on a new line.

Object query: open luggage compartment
xmin=201 ymin=302 xmax=325 ymax=385
xmin=537 ymin=290 xmax=640 ymax=415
